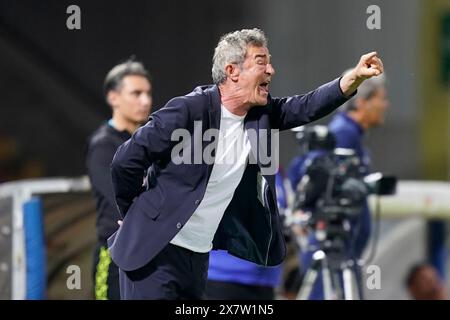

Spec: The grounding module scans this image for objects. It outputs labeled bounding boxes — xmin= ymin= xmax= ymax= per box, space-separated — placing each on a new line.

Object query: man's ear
xmin=107 ymin=90 xmax=118 ymax=108
xmin=225 ymin=64 xmax=240 ymax=82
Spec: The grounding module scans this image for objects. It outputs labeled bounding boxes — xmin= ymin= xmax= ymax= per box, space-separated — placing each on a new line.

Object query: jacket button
xmin=176 ymin=222 xmax=182 ymax=229
xmin=195 ymin=200 xmax=200 ymax=205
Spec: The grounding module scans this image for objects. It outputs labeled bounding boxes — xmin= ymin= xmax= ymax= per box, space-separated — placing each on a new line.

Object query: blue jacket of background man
xmin=328 ymin=111 xmax=371 ymax=258
xmin=107 ymin=78 xmax=353 ymax=271
xmin=207 ymin=171 xmax=288 ymax=287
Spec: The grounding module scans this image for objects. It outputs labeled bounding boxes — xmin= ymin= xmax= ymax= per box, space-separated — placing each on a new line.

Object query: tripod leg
xmin=330 ymin=269 xmax=343 ymax=300
xmin=355 ymin=261 xmax=365 ymax=300
xmin=297 ymin=250 xmax=329 ymax=300
xmin=342 ymin=266 xmax=354 ymax=300
xmin=297 ymin=260 xmax=320 ymax=300
xmin=342 ymin=261 xmax=364 ymax=300
xmin=321 ymin=264 xmax=335 ymax=300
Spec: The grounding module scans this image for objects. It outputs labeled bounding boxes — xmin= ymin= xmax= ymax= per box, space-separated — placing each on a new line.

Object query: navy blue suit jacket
xmin=108 ymin=77 xmax=352 ymax=271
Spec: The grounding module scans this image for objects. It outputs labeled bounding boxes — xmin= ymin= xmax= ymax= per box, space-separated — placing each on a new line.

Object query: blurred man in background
xmin=85 ymin=60 xmax=152 ymax=299
xmin=406 ymin=263 xmax=448 ymax=300
xmin=288 ymin=71 xmax=389 ymax=299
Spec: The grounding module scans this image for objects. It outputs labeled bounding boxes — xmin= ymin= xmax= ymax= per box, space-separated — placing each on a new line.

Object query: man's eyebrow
xmin=130 ymin=89 xmax=148 ymax=94
xmin=255 ymin=54 xmax=272 ymax=62
xmin=255 ymin=54 xmax=267 ymax=59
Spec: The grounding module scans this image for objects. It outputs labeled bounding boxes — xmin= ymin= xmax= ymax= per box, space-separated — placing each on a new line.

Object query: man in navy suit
xmin=108 ymin=28 xmax=384 ymax=299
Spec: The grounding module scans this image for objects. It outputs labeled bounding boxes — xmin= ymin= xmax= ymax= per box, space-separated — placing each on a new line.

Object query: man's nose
xmin=140 ymin=93 xmax=152 ymax=107
xmin=266 ymin=63 xmax=275 ymax=76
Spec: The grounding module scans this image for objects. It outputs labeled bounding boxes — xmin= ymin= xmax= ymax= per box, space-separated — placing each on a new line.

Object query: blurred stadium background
xmin=1 ymin=0 xmax=450 ymax=299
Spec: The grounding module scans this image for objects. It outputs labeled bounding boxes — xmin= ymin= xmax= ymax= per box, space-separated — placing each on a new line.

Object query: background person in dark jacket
xmin=86 ymin=60 xmax=152 ymax=299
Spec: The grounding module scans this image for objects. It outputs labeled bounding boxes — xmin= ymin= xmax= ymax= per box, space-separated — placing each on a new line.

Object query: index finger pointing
xmin=362 ymin=51 xmax=378 ymax=62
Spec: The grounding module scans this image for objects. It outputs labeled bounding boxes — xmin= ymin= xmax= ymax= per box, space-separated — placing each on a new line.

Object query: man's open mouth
xmin=259 ymin=81 xmax=270 ymax=93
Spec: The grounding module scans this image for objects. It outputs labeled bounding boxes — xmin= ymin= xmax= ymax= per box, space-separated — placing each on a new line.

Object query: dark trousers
xmin=206 ymin=280 xmax=275 ymax=300
xmin=119 ymin=243 xmax=209 ymax=300
xmin=93 ymin=242 xmax=120 ymax=300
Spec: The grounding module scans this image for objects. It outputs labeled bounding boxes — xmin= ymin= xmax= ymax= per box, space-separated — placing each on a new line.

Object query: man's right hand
xmin=340 ymin=51 xmax=384 ymax=96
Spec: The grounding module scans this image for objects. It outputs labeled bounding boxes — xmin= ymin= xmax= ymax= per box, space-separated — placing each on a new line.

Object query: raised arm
xmin=270 ymin=52 xmax=384 ymax=131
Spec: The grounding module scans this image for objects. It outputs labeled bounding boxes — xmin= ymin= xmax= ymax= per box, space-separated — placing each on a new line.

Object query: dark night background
xmin=0 ymin=0 xmax=447 ymax=182
xmin=0 ymin=0 xmax=264 ymax=178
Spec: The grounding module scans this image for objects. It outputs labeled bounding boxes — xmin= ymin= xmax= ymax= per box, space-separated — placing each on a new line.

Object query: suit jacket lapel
xmin=245 ymin=111 xmax=260 ymax=168
xmin=206 ymin=86 xmax=221 ymax=181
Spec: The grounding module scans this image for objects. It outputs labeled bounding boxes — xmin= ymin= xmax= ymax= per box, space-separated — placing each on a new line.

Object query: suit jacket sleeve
xmin=269 ymin=77 xmax=354 ymax=131
xmin=111 ymin=97 xmax=189 ymax=217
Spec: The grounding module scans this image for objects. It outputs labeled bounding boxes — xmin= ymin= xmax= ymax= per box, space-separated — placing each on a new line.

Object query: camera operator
xmin=287 ymin=71 xmax=389 ymax=299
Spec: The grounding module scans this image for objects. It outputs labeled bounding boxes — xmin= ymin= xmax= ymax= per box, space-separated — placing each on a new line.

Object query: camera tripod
xmin=289 ymin=202 xmax=368 ymax=300
xmin=297 ymin=247 xmax=363 ymax=300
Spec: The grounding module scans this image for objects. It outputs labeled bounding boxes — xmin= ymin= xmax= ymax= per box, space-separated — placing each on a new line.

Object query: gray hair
xmin=341 ymin=68 xmax=386 ymax=112
xmin=103 ymin=59 xmax=151 ymax=99
xmin=212 ymin=28 xmax=268 ymax=85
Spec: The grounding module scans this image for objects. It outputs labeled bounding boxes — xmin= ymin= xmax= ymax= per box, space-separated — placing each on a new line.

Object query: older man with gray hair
xmin=108 ymin=28 xmax=384 ymax=299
